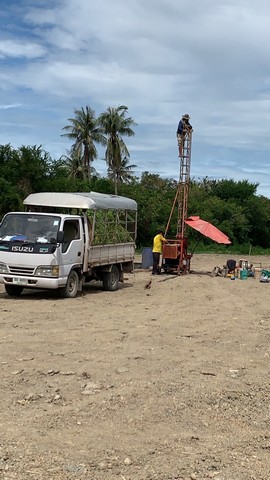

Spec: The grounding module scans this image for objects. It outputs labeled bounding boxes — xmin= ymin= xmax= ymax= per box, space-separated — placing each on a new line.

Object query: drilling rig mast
xmin=163 ymin=114 xmax=193 ymax=273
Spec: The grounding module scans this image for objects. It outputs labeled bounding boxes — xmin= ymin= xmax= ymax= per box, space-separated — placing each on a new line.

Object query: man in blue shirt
xmin=176 ymin=114 xmax=192 ymax=153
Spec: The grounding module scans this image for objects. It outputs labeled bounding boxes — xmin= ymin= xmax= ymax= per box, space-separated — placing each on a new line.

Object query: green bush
xmin=90 ymin=210 xmax=134 ymax=245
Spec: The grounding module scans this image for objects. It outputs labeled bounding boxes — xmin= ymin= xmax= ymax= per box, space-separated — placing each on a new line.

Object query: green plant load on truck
xmin=0 ymin=191 xmax=137 ymax=298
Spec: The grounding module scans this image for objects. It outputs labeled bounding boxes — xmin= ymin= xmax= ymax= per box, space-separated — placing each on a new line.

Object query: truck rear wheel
xmin=5 ymin=285 xmax=24 ymax=296
xmin=103 ymin=265 xmax=119 ymax=291
xmin=59 ymin=270 xmax=79 ymax=298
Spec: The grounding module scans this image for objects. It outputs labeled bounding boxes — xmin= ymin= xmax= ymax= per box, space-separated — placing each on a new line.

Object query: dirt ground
xmin=1 ymin=253 xmax=270 ymax=480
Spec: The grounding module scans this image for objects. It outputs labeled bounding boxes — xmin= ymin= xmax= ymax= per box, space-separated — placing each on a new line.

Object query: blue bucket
xmin=142 ymin=247 xmax=153 ymax=269
xmin=239 ymin=269 xmax=248 ymax=280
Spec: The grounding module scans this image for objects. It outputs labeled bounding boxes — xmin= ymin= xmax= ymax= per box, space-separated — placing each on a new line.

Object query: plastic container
xmin=239 ymin=259 xmax=249 ymax=269
xmin=261 ymin=269 xmax=270 ymax=278
xmin=253 ymin=267 xmax=262 ymax=278
xmin=239 ymin=269 xmax=248 ymax=280
xmin=142 ymin=247 xmax=153 ymax=269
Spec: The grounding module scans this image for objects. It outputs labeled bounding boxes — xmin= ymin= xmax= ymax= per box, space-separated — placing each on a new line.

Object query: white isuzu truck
xmin=0 ymin=191 xmax=137 ymax=297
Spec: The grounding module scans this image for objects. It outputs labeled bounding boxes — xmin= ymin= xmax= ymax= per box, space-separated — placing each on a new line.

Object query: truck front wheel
xmin=103 ymin=265 xmax=120 ymax=291
xmin=5 ymin=285 xmax=24 ymax=296
xmin=59 ymin=270 xmax=79 ymax=298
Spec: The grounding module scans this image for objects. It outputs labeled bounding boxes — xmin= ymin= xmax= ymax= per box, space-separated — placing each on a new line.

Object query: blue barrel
xmin=142 ymin=247 xmax=153 ymax=269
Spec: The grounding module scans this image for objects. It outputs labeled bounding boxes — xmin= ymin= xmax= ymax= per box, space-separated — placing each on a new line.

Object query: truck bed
xmin=88 ymin=242 xmax=135 ymax=267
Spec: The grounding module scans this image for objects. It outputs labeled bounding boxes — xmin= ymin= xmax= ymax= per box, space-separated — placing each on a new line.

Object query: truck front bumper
xmin=0 ymin=274 xmax=67 ymax=290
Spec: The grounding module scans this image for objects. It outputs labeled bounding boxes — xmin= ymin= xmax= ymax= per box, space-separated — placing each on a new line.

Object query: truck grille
xmin=9 ymin=266 xmax=35 ymax=276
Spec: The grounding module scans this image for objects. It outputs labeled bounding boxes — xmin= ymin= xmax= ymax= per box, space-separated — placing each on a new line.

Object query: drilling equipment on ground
xmin=162 ymin=114 xmax=193 ymax=274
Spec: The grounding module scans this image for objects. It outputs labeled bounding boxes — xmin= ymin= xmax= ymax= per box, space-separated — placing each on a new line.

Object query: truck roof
xmin=23 ymin=191 xmax=137 ymax=211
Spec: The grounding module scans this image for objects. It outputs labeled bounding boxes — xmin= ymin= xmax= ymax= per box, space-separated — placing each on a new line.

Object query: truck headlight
xmin=0 ymin=263 xmax=8 ymax=273
xmin=35 ymin=265 xmax=59 ymax=277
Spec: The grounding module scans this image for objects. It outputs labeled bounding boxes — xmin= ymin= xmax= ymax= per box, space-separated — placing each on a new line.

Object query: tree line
xmin=0 ymin=142 xmax=270 ymax=249
xmin=1 ymin=103 xmax=270 ymax=250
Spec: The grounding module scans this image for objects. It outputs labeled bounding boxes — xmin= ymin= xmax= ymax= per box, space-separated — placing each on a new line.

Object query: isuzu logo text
xmin=11 ymin=246 xmax=34 ymax=253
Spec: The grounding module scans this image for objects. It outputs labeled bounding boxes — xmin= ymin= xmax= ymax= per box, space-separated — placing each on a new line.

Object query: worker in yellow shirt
xmin=152 ymin=230 xmax=167 ymax=275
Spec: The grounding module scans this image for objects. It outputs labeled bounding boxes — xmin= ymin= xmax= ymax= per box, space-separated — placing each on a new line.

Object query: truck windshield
xmin=0 ymin=214 xmax=61 ymax=244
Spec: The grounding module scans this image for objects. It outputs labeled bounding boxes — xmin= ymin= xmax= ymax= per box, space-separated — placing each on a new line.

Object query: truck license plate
xmin=13 ymin=277 xmax=28 ymax=285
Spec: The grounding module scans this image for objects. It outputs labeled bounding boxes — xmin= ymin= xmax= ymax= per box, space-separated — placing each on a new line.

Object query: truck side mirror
xmin=57 ymin=231 xmax=64 ymax=243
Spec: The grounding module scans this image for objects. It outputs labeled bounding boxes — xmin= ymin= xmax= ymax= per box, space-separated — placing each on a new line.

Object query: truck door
xmin=61 ymin=219 xmax=84 ymax=270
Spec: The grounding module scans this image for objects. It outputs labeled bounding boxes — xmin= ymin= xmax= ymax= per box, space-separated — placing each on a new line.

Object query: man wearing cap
xmin=152 ymin=229 xmax=167 ymax=275
xmin=176 ymin=114 xmax=192 ymax=154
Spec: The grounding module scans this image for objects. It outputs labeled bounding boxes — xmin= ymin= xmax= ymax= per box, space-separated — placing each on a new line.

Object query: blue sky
xmin=1 ymin=0 xmax=270 ymax=196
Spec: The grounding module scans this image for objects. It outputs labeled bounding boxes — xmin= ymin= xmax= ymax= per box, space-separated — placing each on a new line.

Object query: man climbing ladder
xmin=176 ymin=113 xmax=192 ymax=156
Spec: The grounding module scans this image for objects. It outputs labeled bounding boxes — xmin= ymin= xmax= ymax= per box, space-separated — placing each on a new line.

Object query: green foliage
xmin=62 ymin=106 xmax=106 ymax=179
xmin=1 ymin=137 xmax=270 ymax=253
xmin=90 ymin=210 xmax=134 ymax=244
xmin=98 ymin=105 xmax=136 ymax=194
xmin=242 ymin=195 xmax=270 ymax=248
xmin=188 ymin=241 xmax=269 ymax=256
xmin=0 ymin=178 xmax=22 ymax=219
xmin=118 ymin=172 xmax=177 ymax=246
xmin=209 ymin=178 xmax=258 ymax=201
xmin=189 ymin=193 xmax=250 ymax=244
xmin=0 ymin=144 xmax=52 ymax=211
xmin=108 ymin=157 xmax=137 ymax=191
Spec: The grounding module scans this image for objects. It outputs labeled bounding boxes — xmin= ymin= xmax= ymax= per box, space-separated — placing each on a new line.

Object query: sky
xmin=1 ymin=0 xmax=270 ymax=196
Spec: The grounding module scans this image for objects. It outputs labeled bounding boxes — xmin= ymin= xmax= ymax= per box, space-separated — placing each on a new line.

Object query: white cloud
xmin=0 ymin=0 xmax=270 ymax=195
xmin=0 ymin=103 xmax=23 ymax=110
xmin=0 ymin=40 xmax=46 ymax=59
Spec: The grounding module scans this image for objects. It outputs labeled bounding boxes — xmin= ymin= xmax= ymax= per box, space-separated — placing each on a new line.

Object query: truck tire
xmin=103 ymin=265 xmax=120 ymax=291
xmin=59 ymin=270 xmax=79 ymax=298
xmin=5 ymin=285 xmax=24 ymax=296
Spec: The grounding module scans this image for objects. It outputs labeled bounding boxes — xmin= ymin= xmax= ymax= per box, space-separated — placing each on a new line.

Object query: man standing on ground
xmin=152 ymin=230 xmax=167 ymax=275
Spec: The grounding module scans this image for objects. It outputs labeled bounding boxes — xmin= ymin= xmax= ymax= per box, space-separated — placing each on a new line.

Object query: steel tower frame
xmin=163 ymin=124 xmax=192 ymax=273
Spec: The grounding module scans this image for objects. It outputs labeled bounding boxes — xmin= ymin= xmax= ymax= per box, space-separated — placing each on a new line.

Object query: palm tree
xmin=60 ymin=148 xmax=84 ymax=180
xmin=60 ymin=148 xmax=99 ymax=181
xmin=61 ymin=106 xmax=106 ymax=180
xmin=98 ymin=105 xmax=136 ymax=193
xmin=108 ymin=156 xmax=137 ymax=194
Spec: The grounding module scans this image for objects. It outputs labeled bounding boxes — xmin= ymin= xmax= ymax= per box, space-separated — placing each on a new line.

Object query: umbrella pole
xmin=190 ymin=237 xmax=201 ymax=256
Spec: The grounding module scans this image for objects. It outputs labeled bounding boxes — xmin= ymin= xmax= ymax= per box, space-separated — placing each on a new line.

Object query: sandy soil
xmin=1 ymin=254 xmax=270 ymax=480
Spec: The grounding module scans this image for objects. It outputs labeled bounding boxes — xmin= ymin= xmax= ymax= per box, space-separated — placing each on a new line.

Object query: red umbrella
xmin=185 ymin=216 xmax=231 ymax=244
